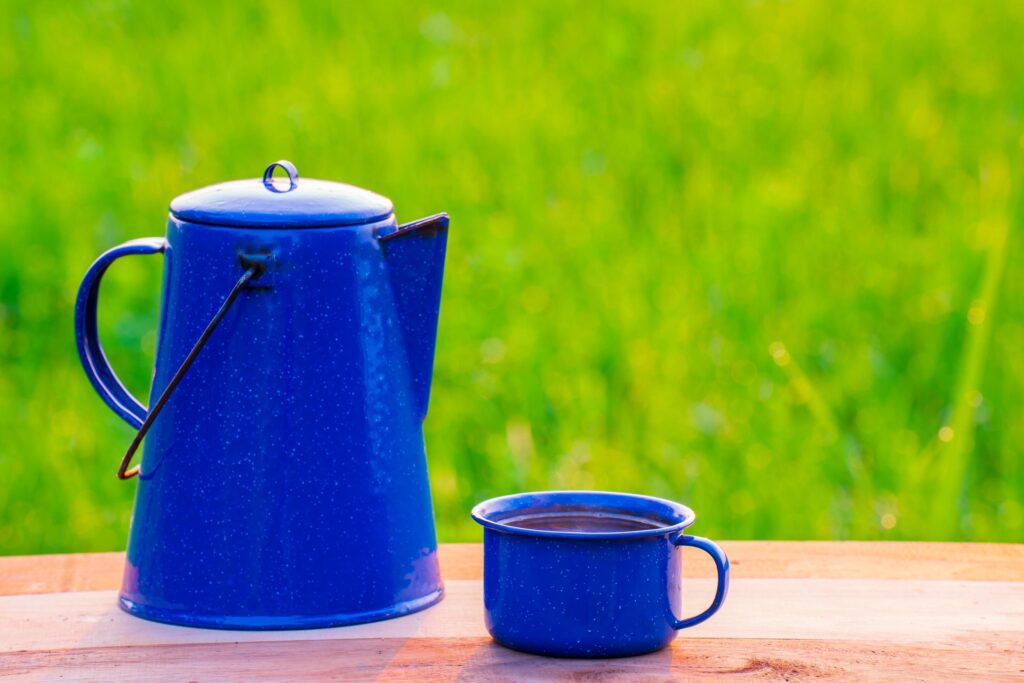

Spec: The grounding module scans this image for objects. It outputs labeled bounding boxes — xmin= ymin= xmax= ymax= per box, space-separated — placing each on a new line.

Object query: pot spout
xmin=379 ymin=213 xmax=449 ymax=419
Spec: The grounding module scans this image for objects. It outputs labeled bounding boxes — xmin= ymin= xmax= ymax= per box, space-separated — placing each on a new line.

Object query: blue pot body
xmin=472 ymin=491 xmax=730 ymax=658
xmin=74 ymin=165 xmax=450 ymax=629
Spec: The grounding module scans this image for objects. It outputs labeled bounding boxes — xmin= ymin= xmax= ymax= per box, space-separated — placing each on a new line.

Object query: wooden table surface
xmin=1 ymin=542 xmax=1021 ymax=681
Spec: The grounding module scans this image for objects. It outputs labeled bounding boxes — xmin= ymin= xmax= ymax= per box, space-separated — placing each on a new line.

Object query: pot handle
xmin=669 ymin=534 xmax=730 ymax=630
xmin=75 ymin=238 xmax=168 ymax=430
xmin=75 ymin=239 xmax=264 ymax=479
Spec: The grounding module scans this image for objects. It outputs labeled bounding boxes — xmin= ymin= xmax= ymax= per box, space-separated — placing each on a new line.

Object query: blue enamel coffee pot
xmin=74 ymin=161 xmax=449 ymax=629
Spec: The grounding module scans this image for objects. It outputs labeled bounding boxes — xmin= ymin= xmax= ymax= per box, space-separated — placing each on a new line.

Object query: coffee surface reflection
xmin=502 ymin=510 xmax=667 ymax=533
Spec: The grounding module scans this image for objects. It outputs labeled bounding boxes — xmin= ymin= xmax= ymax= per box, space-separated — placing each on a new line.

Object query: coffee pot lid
xmin=169 ymin=160 xmax=394 ymax=228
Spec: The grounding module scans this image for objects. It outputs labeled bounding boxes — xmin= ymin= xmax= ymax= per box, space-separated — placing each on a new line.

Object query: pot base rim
xmin=117 ymin=586 xmax=445 ymax=631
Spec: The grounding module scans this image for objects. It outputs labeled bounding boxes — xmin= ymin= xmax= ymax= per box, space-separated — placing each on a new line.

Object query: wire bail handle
xmin=116 ymin=260 xmax=265 ymax=479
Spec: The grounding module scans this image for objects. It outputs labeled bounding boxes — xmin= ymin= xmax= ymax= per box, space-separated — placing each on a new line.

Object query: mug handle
xmin=670 ymin=534 xmax=730 ymax=629
xmin=74 ymin=238 xmax=168 ymax=430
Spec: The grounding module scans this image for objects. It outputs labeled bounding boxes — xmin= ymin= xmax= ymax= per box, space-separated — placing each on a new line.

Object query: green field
xmin=1 ymin=1 xmax=1021 ymax=554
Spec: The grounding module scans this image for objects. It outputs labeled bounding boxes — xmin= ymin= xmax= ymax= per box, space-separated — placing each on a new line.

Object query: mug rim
xmin=471 ymin=490 xmax=696 ymax=540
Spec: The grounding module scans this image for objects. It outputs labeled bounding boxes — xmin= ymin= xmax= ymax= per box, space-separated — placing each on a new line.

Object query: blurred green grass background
xmin=1 ymin=1 xmax=1021 ymax=554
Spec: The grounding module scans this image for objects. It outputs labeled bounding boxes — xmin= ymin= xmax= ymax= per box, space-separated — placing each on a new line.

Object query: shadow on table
xmin=19 ymin=601 xmax=435 ymax=681
xmin=453 ymin=640 xmax=674 ymax=681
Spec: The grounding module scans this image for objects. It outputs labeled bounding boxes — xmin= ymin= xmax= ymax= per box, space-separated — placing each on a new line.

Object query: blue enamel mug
xmin=471 ymin=491 xmax=729 ymax=658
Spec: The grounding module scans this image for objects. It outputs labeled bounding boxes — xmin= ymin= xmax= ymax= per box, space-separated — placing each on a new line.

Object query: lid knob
xmin=262 ymin=160 xmax=299 ymax=193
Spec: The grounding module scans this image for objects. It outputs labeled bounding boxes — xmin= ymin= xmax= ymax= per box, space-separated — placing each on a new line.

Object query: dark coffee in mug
xmin=501 ymin=506 xmax=667 ymax=533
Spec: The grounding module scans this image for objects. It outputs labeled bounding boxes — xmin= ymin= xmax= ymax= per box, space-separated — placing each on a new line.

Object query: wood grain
xmin=1 ymin=541 xmax=1020 ymax=597
xmin=3 ymin=637 xmax=1022 ymax=682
